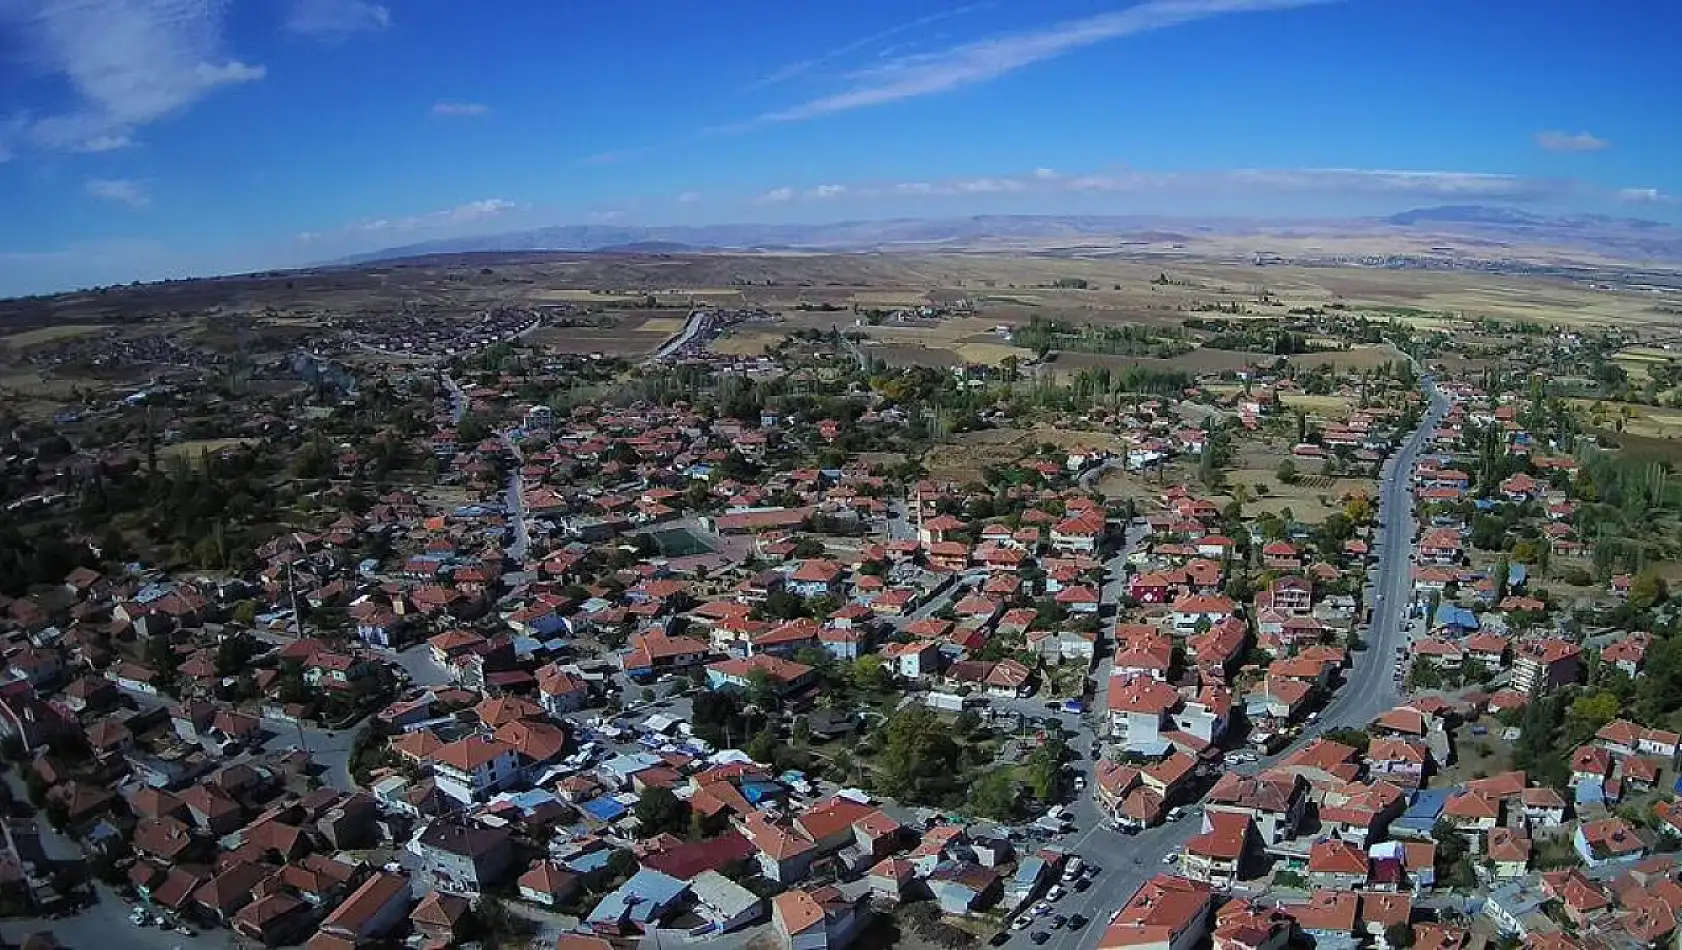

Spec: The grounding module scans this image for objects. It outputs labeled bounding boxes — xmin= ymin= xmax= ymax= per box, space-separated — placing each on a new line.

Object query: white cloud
xmin=747 ymin=3 xmax=990 ymax=90
xmin=588 ymin=210 xmax=624 ymax=222
xmin=432 ymin=101 xmax=489 ymax=117
xmin=756 ymin=0 xmax=1338 ymax=123
xmin=0 ymin=0 xmax=265 ymax=154
xmin=1535 ymin=130 xmax=1609 ymax=153
xmin=676 ymin=191 xmax=702 ymax=204
xmin=1032 ymin=167 xmax=1059 ymax=180
xmin=809 ymin=184 xmax=848 ymax=199
xmin=84 ymin=177 xmax=149 ymax=208
xmin=72 ymin=134 xmax=132 ymax=153
xmin=757 ymin=187 xmax=796 ymax=204
xmin=350 ymin=198 xmax=517 ymax=233
xmin=953 ymin=177 xmax=1024 ymax=193
xmin=285 ymin=0 xmax=391 ymax=38
xmin=1619 ymin=187 xmax=1670 ymax=204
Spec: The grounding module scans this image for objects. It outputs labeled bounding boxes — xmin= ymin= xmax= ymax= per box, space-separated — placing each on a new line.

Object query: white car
xmin=1163 ymin=850 xmax=1180 ymax=864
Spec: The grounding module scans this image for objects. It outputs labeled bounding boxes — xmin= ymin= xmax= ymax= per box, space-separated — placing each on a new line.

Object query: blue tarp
xmin=564 ymin=848 xmax=615 ymax=874
xmin=741 ymin=780 xmax=786 ymax=805
xmin=1393 ymin=788 xmax=1448 ymax=836
xmin=1509 ymin=564 xmax=1528 ymax=588
xmin=1575 ymin=778 xmax=1606 ymax=807
xmin=581 ymin=796 xmax=628 ymax=822
xmin=1432 ymin=605 xmax=1479 ymax=631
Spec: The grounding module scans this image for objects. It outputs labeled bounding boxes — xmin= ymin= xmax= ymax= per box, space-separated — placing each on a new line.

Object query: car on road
xmin=1062 ymin=857 xmax=1085 ymax=881
xmin=1163 ymin=849 xmax=1181 ymax=864
xmin=1013 ymin=915 xmax=1034 ymax=930
xmin=990 ymin=931 xmax=1012 ymax=945
xmin=1052 ymin=915 xmax=1069 ymax=929
xmin=1031 ymin=932 xmax=1051 ymax=945
xmin=1048 ymin=885 xmax=1066 ymax=900
xmin=1070 ymin=914 xmax=1089 ymax=930
xmin=1033 ymin=900 xmax=1053 ymax=916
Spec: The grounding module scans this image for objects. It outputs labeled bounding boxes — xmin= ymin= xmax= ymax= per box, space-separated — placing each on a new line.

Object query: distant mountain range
xmin=336 ymin=206 xmax=1682 ymax=267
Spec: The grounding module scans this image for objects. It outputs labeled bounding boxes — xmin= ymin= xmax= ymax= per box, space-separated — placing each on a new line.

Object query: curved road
xmin=648 ymin=310 xmax=711 ymax=363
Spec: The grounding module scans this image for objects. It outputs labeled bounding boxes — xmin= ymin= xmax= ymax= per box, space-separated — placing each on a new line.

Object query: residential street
xmin=1036 ymin=375 xmax=1448 ymax=950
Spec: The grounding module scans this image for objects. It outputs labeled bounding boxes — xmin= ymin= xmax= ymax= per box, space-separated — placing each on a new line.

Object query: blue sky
xmin=0 ymin=0 xmax=1678 ymax=296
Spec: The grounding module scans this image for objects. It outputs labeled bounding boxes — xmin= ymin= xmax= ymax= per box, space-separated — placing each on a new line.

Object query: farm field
xmin=526 ymin=311 xmax=687 ymax=357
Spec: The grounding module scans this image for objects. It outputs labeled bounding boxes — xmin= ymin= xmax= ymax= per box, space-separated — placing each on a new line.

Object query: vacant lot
xmin=925 ymin=426 xmax=1126 ymax=484
xmin=1222 ymin=470 xmax=1377 ymax=523
xmin=158 ymin=438 xmax=257 ymax=464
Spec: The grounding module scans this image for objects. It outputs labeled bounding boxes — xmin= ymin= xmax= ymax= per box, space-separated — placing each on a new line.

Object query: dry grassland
xmin=1 ymin=324 xmax=109 ymax=347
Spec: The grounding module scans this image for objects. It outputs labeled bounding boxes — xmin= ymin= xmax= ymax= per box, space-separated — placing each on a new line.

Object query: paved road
xmin=1030 ymin=377 xmax=1448 ymax=950
xmin=1315 ymin=375 xmax=1449 ymax=731
xmin=501 ymin=430 xmax=530 ymax=563
xmin=441 ymin=374 xmax=468 ymax=425
xmin=648 ymin=310 xmax=711 ymax=363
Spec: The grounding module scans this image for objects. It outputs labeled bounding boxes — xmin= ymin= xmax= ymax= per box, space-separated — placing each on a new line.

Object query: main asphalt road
xmin=1033 ymin=375 xmax=1450 ymax=950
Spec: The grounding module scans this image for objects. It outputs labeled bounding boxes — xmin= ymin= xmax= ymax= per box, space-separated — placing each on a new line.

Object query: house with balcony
xmin=430 ymin=737 xmax=521 ymax=803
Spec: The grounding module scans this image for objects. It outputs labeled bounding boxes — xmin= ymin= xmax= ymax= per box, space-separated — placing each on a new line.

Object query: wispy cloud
xmin=0 ymin=0 xmax=265 ymax=153
xmin=757 ymin=165 xmax=1576 ymax=204
xmin=73 ymin=134 xmax=133 ymax=153
xmin=676 ymin=191 xmax=702 ymax=204
xmin=85 ymin=177 xmax=149 ymax=208
xmin=747 ymin=3 xmax=990 ymax=90
xmin=285 ymin=0 xmax=391 ymax=39
xmin=1619 ymin=187 xmax=1672 ymax=204
xmin=753 ymin=0 xmax=1338 ymax=124
xmin=432 ymin=101 xmax=489 ymax=118
xmin=580 ymin=146 xmax=661 ymax=166
xmin=1535 ymin=130 xmax=1609 ymax=153
xmin=587 ymin=210 xmax=625 ymax=222
xmin=349 ymin=198 xmax=517 ymax=233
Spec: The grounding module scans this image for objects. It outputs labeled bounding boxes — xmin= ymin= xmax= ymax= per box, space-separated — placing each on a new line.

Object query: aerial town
xmin=1 ymin=257 xmax=1681 ymax=950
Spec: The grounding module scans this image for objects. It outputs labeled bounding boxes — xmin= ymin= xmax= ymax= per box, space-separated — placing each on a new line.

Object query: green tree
xmin=746 ymin=727 xmax=779 ymax=765
xmin=1568 ymin=690 xmax=1622 ymax=733
xmin=967 ymin=771 xmax=1018 ymax=820
xmin=876 ymin=706 xmax=960 ymax=802
xmin=633 ymin=786 xmax=689 ymax=836
xmin=1630 ymin=569 xmax=1670 ymax=612
xmin=850 ymin=655 xmax=892 ymax=694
